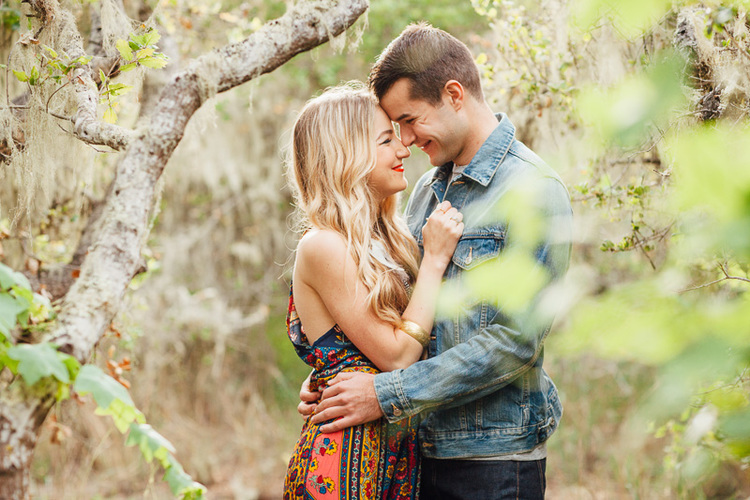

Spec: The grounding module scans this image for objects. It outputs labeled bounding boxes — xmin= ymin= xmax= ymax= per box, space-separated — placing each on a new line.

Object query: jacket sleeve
xmin=374 ymin=175 xmax=573 ymax=422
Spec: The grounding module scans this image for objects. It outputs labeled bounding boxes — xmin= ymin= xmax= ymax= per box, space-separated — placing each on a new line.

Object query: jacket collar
xmin=428 ymin=113 xmax=514 ymax=188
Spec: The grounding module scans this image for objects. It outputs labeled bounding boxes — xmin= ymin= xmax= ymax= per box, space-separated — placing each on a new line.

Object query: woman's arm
xmin=295 ymin=202 xmax=462 ymax=372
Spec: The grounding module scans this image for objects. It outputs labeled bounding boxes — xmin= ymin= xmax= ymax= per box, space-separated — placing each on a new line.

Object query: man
xmin=302 ymin=23 xmax=572 ymax=499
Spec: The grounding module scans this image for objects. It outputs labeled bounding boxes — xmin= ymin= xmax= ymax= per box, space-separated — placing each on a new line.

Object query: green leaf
xmin=135 ymin=47 xmax=154 ymax=59
xmin=12 ymin=69 xmax=28 ymax=82
xmin=102 ymin=107 xmax=117 ymax=124
xmin=126 ymin=423 xmax=176 ymax=463
xmin=119 ymin=62 xmax=137 ymax=72
xmin=142 ymin=30 xmax=161 ymax=47
xmin=0 ymin=346 xmax=20 ymax=373
xmin=7 ymin=343 xmax=70 ymax=386
xmin=0 ymin=263 xmax=19 ymax=289
xmin=55 ymin=354 xmax=79 ymax=386
xmin=12 ymin=271 xmax=30 ymax=291
xmin=138 ymin=56 xmax=168 ymax=69
xmin=164 ymin=455 xmax=206 ymax=498
xmin=0 ymin=293 xmax=25 ymax=339
xmin=107 ymin=83 xmax=133 ymax=96
xmin=130 ymin=34 xmax=148 ymax=47
xmin=95 ymin=397 xmax=145 ymax=433
xmin=115 ymin=38 xmax=133 ymax=61
xmin=29 ymin=65 xmax=39 ymax=85
xmin=10 ymin=286 xmax=32 ymax=328
xmin=99 ymin=68 xmax=107 ymax=84
xmin=74 ymin=364 xmax=134 ymax=408
xmin=42 ymin=45 xmax=58 ymax=58
xmin=29 ymin=292 xmax=53 ymax=323
xmin=71 ymin=55 xmax=92 ymax=66
xmin=12 ymin=285 xmax=33 ymax=306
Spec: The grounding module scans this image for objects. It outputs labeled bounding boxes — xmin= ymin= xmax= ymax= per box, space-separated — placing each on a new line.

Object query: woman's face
xmin=369 ymin=106 xmax=411 ymax=201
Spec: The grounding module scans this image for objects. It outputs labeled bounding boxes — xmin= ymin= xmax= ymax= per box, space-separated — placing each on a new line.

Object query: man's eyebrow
xmin=394 ymin=113 xmax=411 ymax=122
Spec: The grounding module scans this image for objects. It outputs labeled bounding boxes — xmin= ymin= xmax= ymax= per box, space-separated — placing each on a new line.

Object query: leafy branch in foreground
xmin=0 ymin=263 xmax=204 ymax=499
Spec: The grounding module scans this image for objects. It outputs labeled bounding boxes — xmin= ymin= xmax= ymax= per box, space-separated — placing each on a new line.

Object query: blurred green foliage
xmin=565 ymin=0 xmax=750 ymax=494
xmin=467 ymin=0 xmax=750 ymax=495
xmin=1 ymin=3 xmax=21 ymax=31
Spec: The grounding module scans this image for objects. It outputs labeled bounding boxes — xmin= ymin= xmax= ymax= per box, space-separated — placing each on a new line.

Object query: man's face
xmin=379 ymin=78 xmax=463 ymax=167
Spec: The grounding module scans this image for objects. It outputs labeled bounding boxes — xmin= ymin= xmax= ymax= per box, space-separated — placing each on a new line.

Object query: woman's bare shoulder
xmin=296 ymin=229 xmax=350 ymax=270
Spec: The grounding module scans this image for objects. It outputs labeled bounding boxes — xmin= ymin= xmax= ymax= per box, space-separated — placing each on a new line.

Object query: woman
xmin=283 ymin=83 xmax=463 ymax=500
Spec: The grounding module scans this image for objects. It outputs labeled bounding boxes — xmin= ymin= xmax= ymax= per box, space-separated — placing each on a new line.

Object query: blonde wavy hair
xmin=288 ymin=82 xmax=420 ymax=326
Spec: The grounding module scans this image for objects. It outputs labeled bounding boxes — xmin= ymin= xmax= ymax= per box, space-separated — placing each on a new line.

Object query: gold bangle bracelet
xmin=400 ymin=320 xmax=430 ymax=348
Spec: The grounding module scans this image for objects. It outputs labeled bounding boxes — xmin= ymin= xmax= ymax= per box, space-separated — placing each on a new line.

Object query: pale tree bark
xmin=0 ymin=0 xmax=369 ymax=497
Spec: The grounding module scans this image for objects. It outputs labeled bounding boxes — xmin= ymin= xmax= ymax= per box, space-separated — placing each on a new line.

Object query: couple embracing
xmin=283 ymin=23 xmax=572 ymax=500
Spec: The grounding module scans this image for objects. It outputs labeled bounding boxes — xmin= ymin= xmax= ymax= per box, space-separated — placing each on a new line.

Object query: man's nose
xmin=400 ymin=125 xmax=416 ymax=147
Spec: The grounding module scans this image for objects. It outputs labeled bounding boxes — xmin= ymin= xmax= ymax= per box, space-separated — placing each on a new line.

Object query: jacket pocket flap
xmin=451 ymin=228 xmax=505 ymax=270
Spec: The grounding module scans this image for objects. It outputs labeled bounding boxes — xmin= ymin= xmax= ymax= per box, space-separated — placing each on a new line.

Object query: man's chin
xmin=428 ymin=155 xmax=448 ymax=167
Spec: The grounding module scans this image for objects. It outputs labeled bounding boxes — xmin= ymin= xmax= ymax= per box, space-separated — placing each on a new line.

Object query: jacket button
xmin=391 ymin=403 xmax=403 ymax=417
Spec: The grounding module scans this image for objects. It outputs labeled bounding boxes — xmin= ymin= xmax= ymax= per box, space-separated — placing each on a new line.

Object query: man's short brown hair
xmin=368 ymin=23 xmax=483 ymax=105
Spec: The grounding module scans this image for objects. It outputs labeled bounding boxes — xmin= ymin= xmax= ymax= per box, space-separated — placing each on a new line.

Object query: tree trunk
xmin=0 ymin=0 xmax=368 ymax=496
xmin=0 ymin=392 xmax=55 ymax=500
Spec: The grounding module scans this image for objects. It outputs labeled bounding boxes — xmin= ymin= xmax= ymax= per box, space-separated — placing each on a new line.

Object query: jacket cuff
xmin=373 ymin=370 xmax=413 ymax=423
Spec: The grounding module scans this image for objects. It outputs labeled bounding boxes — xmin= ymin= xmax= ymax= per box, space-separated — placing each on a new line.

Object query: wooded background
xmin=1 ymin=0 xmax=749 ymax=498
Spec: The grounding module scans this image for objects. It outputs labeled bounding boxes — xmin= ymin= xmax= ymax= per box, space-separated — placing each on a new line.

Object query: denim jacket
xmin=373 ymin=114 xmax=573 ymax=459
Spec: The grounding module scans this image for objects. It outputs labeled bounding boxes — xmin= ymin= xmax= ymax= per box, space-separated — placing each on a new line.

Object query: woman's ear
xmin=443 ymin=80 xmax=465 ymax=111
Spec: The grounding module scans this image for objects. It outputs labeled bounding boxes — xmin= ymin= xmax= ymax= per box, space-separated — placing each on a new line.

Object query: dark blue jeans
xmin=420 ymin=457 xmax=546 ymax=499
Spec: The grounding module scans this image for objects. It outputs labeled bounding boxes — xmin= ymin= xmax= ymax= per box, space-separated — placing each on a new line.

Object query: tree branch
xmin=47 ymin=0 xmax=369 ymax=362
xmin=39 ymin=5 xmax=135 ymax=150
xmin=680 ymin=261 xmax=750 ymax=293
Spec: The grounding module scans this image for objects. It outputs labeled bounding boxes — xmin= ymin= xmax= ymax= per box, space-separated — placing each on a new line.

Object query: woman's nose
xmin=397 ymin=141 xmax=411 ymax=159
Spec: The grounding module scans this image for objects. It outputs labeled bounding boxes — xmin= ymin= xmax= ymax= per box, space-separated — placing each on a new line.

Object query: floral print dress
xmin=283 ymin=286 xmax=420 ymax=500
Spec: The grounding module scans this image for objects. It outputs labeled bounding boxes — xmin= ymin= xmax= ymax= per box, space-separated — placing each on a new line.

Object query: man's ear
xmin=443 ymin=80 xmax=465 ymax=110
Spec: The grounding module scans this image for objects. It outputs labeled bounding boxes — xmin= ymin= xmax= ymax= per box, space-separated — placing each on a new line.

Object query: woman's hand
xmin=422 ymin=200 xmax=463 ymax=270
xmin=297 ymin=372 xmax=320 ymax=419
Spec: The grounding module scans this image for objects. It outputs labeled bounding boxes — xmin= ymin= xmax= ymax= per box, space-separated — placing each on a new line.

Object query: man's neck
xmin=452 ymin=102 xmax=500 ymax=166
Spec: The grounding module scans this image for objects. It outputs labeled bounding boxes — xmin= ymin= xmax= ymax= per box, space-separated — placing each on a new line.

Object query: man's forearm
xmin=374 ymin=319 xmax=549 ymax=421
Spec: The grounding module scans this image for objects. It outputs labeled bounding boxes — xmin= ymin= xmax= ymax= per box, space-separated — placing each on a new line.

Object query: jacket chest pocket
xmin=451 ymin=227 xmax=506 ymax=271
xmin=416 ymin=226 xmax=506 ymax=271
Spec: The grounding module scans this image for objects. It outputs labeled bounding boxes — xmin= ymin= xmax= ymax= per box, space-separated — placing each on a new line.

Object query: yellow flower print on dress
xmin=308 ymin=474 xmax=336 ymax=495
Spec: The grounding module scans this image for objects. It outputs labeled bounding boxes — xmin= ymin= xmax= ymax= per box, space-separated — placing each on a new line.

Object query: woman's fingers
xmin=435 ymin=200 xmax=452 ymax=213
xmin=298 ymin=401 xmax=317 ymax=419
